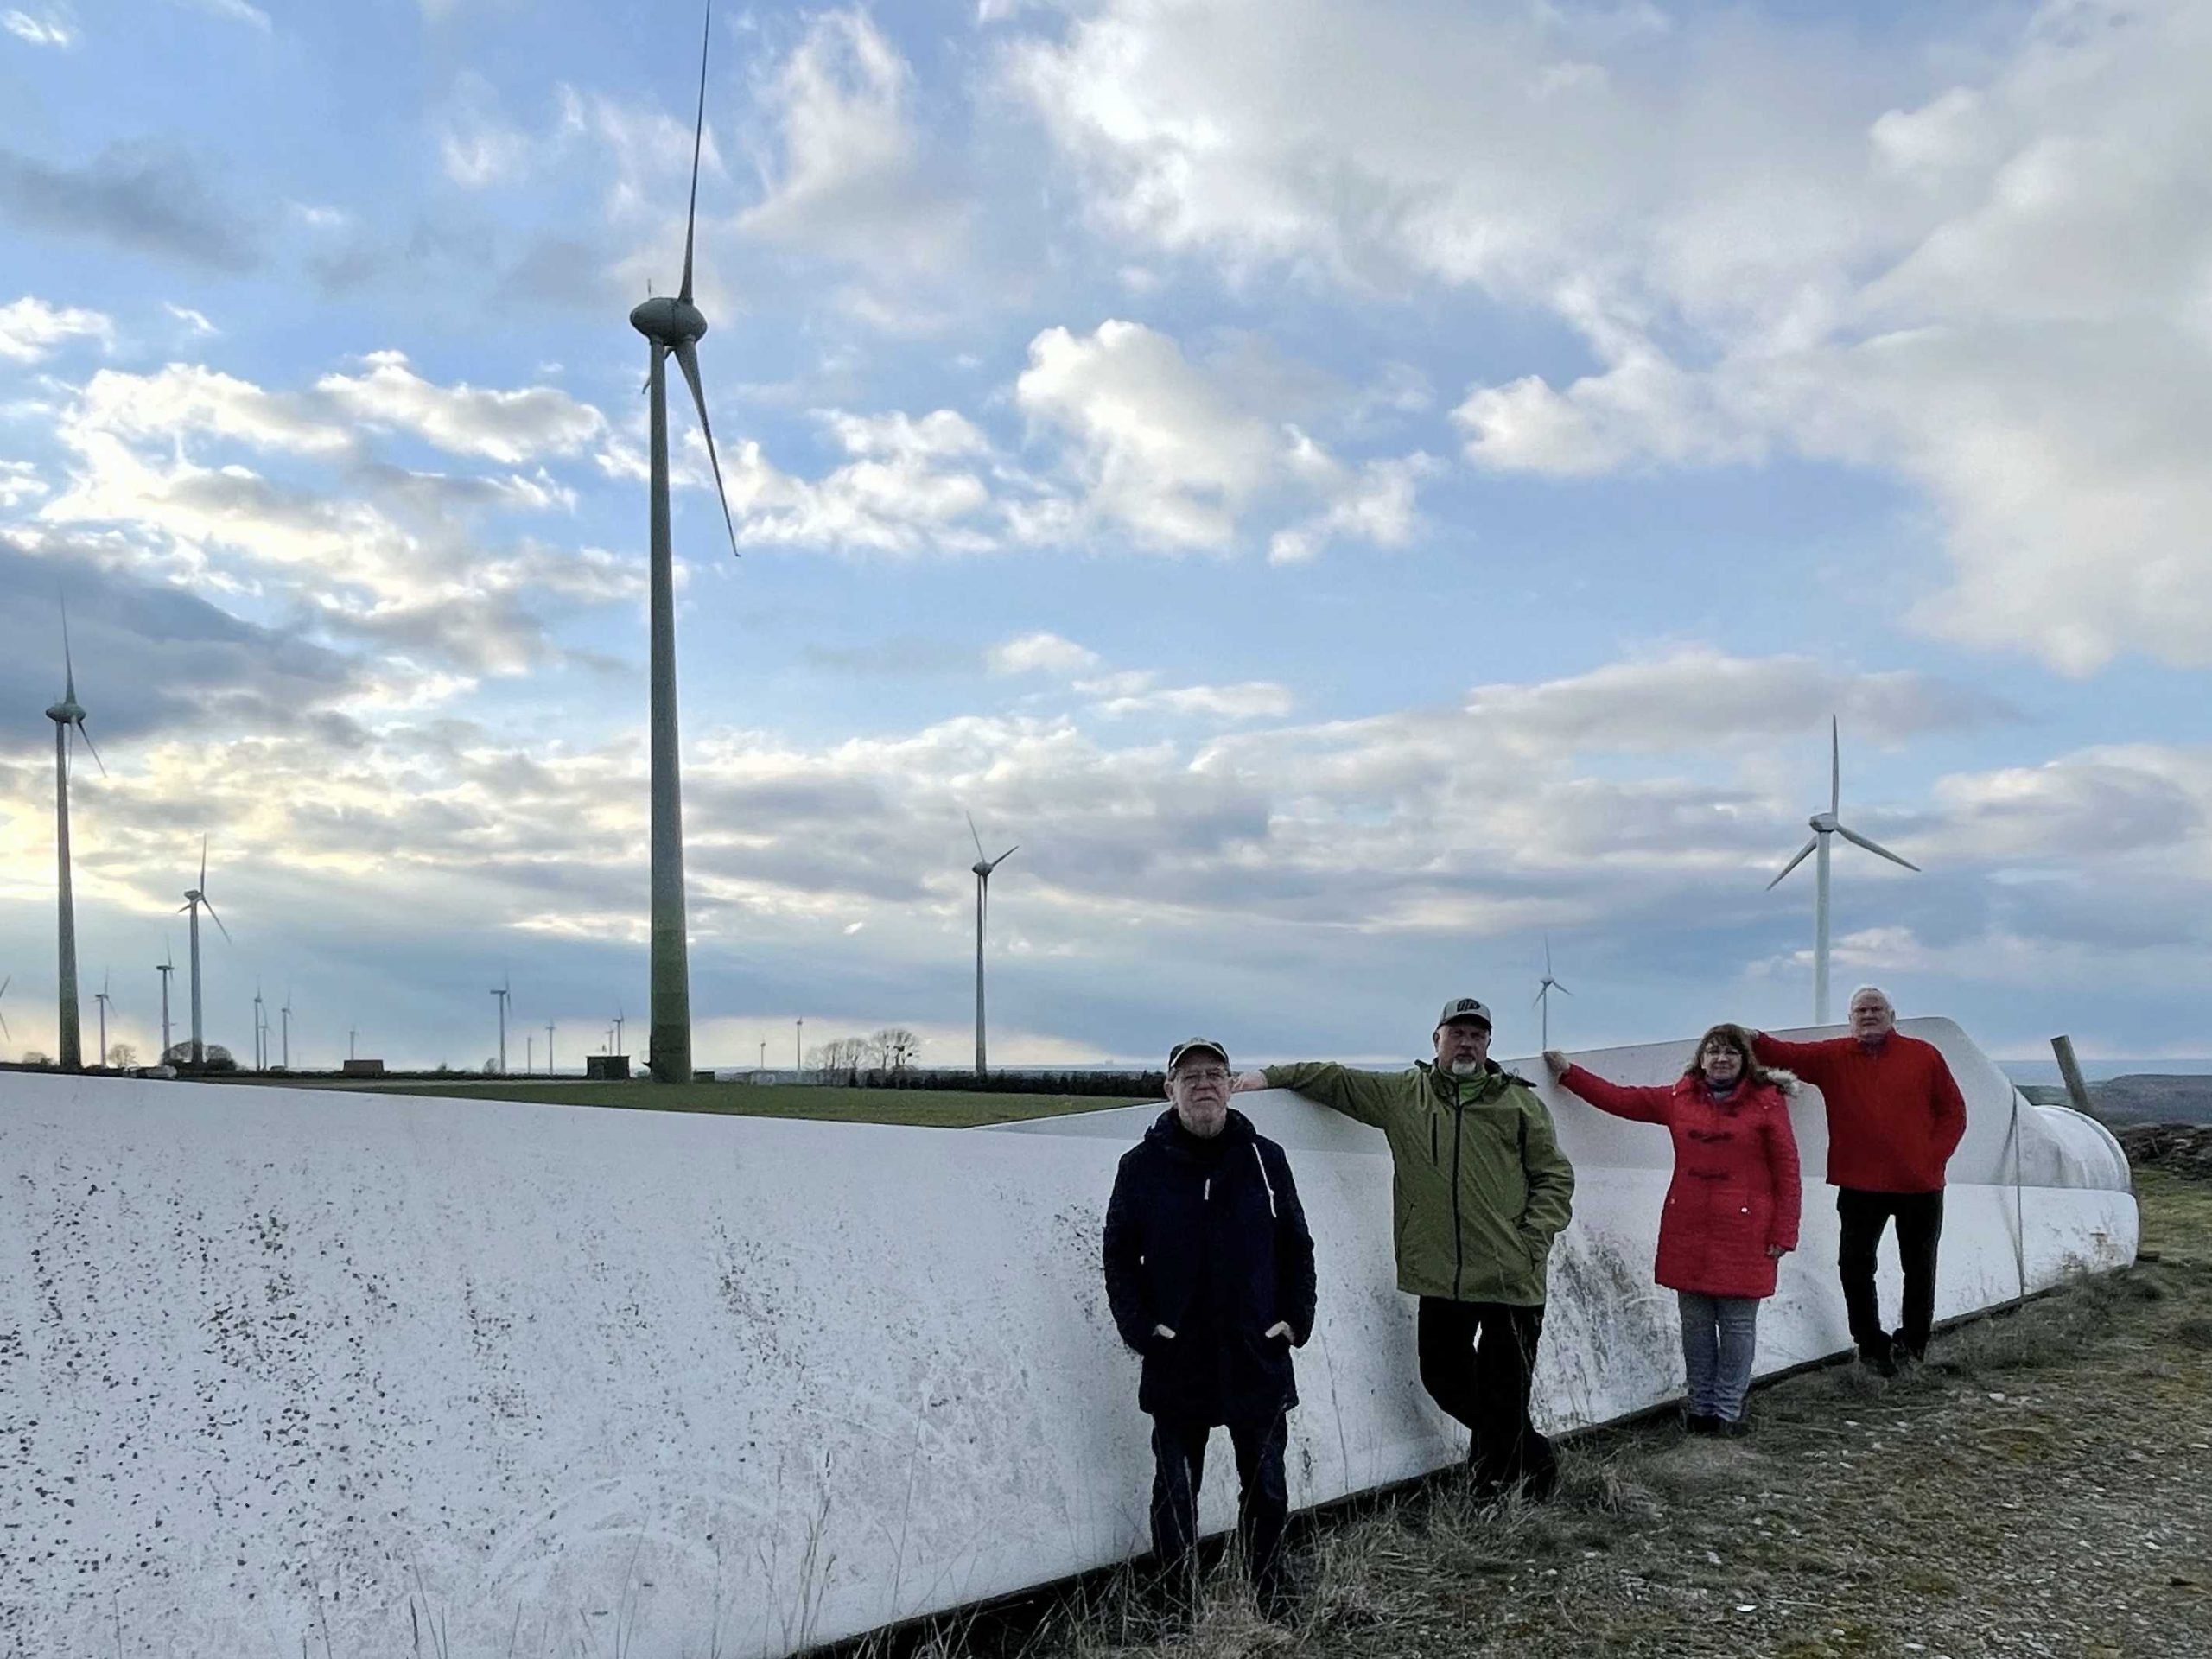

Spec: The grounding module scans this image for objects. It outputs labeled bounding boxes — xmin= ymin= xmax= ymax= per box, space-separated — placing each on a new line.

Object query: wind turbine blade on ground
xmin=1834 ymin=823 xmax=1922 ymax=872
xmin=672 ymin=340 xmax=741 ymax=559
xmin=1767 ymin=836 xmax=1820 ymax=890
xmin=678 ymin=1 xmax=712 ymax=305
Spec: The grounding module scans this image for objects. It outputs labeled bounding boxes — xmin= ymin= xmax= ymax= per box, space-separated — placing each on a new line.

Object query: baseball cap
xmin=1435 ymin=996 xmax=1493 ymax=1031
xmin=1166 ymin=1037 xmax=1230 ymax=1071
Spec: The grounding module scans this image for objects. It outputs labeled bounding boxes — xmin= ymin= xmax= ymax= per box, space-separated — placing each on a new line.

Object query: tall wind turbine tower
xmin=252 ymin=979 xmax=267 ymax=1071
xmin=94 ymin=970 xmax=111 ymax=1068
xmin=613 ymin=1004 xmax=626 ymax=1057
xmin=490 ymin=972 xmax=512 ymax=1073
xmin=0 ymin=975 xmax=12 ymax=1054
xmin=966 ymin=813 xmax=1018 ymax=1074
xmin=179 ymin=836 xmax=231 ymax=1066
xmin=156 ymin=940 xmax=175 ymax=1062
xmin=546 ymin=1021 xmax=556 ymax=1077
xmin=1766 ymin=716 xmax=1922 ymax=1025
xmin=46 ymin=601 xmax=104 ymax=1071
xmin=629 ymin=0 xmax=743 ymax=1085
xmin=1533 ymin=938 xmax=1573 ymax=1051
xmin=280 ymin=984 xmax=292 ymax=1071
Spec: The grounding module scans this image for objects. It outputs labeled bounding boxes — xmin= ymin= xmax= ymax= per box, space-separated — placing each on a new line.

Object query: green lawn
xmin=325 ymin=1077 xmax=1152 ymax=1128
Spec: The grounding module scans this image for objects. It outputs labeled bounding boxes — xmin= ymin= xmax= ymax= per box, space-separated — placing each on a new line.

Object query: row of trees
xmin=802 ymin=1027 xmax=922 ymax=1082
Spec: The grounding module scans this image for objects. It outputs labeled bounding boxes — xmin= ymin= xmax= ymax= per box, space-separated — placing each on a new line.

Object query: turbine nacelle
xmin=629 ymin=295 xmax=709 ymax=348
xmin=46 ymin=697 xmax=85 ymax=725
xmin=1809 ymin=810 xmax=1840 ymax=834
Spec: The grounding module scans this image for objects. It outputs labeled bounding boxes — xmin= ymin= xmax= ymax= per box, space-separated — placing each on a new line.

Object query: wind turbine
xmin=966 ymin=812 xmax=1018 ymax=1074
xmin=1533 ymin=938 xmax=1573 ymax=1051
xmin=546 ymin=1021 xmax=556 ymax=1077
xmin=46 ymin=598 xmax=104 ymax=1071
xmin=94 ymin=970 xmax=111 ymax=1068
xmin=613 ymin=1003 xmax=626 ymax=1057
xmin=156 ymin=940 xmax=175 ymax=1063
xmin=1766 ymin=716 xmax=1921 ymax=1025
xmin=251 ymin=979 xmax=266 ymax=1071
xmin=629 ymin=0 xmax=742 ymax=1086
xmin=179 ymin=836 xmax=231 ymax=1067
xmin=280 ymin=983 xmax=292 ymax=1071
xmin=0 ymin=974 xmax=11 ymax=1053
xmin=490 ymin=971 xmax=512 ymax=1073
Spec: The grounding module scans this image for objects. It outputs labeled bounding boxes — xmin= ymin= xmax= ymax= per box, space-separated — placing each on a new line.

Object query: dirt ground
xmin=886 ymin=1166 xmax=2212 ymax=1659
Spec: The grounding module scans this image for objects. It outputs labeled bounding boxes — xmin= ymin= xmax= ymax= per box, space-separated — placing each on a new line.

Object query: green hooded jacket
xmin=1263 ymin=1059 xmax=1575 ymax=1306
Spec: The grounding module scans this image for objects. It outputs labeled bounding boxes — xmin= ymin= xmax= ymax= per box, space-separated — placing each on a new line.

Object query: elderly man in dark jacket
xmin=1103 ymin=1037 xmax=1317 ymax=1623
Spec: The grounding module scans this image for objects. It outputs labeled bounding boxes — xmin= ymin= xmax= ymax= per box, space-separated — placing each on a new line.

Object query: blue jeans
xmin=1677 ymin=1292 xmax=1760 ymax=1421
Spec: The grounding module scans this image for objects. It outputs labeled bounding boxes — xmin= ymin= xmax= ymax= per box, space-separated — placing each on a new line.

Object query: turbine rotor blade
xmin=1766 ymin=836 xmax=1820 ymax=890
xmin=1834 ymin=823 xmax=1921 ymax=872
xmin=199 ymin=834 xmax=207 ymax=892
xmin=203 ymin=899 xmax=232 ymax=944
xmin=60 ymin=591 xmax=76 ymax=701
xmin=1557 ymin=981 xmax=1574 ymax=996
xmin=77 ymin=720 xmax=106 ymax=778
xmin=679 ymin=0 xmax=713 ymax=305
xmin=991 ymin=844 xmax=1019 ymax=870
xmin=671 ymin=340 xmax=741 ymax=560
xmin=1830 ymin=715 xmax=1840 ymax=817
xmin=966 ymin=811 xmax=986 ymax=863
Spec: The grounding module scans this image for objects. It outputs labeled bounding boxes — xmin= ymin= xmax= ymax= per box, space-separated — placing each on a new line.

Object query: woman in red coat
xmin=1543 ymin=1025 xmax=1802 ymax=1434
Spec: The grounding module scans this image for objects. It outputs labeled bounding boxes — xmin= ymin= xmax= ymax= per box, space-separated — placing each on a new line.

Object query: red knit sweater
xmin=1749 ymin=1032 xmax=1967 ymax=1193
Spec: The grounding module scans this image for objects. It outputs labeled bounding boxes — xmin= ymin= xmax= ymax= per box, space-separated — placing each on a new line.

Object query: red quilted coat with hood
xmin=1559 ymin=1065 xmax=1803 ymax=1300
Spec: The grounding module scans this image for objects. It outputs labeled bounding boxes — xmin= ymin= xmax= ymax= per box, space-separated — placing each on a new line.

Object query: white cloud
xmin=1093 ymin=682 xmax=1294 ymax=721
xmin=738 ymin=10 xmax=961 ymax=273
xmin=0 ymin=460 xmax=47 ymax=507
xmin=1268 ymin=445 xmax=1434 ymax=564
xmin=3 ymin=8 xmax=73 ymax=47
xmin=315 ymin=352 xmax=607 ymax=464
xmin=988 ymin=631 xmax=1099 ymax=677
xmin=0 ymin=296 xmax=111 ymax=362
xmin=67 ymin=363 xmax=351 ymax=454
xmin=436 ymin=71 xmax=533 ymax=189
xmin=1006 ymin=0 xmax=2212 ymax=672
xmin=175 ymin=0 xmax=269 ymax=31
xmin=162 ymin=301 xmax=219 ymax=338
xmin=721 ymin=409 xmax=999 ymax=555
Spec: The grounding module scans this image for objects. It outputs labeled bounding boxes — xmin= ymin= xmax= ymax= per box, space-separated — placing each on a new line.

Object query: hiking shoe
xmin=1857 ymin=1342 xmax=1898 ymax=1379
xmin=1718 ymin=1415 xmax=1752 ymax=1438
xmin=1891 ymin=1329 xmax=1928 ymax=1366
xmin=1684 ymin=1412 xmax=1721 ymax=1435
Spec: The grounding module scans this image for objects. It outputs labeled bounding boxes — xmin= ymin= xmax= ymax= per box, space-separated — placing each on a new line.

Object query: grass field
xmin=329 ymin=1077 xmax=1152 ymax=1128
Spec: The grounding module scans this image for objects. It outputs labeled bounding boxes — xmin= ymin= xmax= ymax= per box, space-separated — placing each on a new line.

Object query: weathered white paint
xmin=0 ymin=1018 xmax=2133 ymax=1656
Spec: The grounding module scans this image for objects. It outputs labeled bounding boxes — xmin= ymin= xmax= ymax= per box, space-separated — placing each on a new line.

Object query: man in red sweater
xmin=1751 ymin=986 xmax=1967 ymax=1375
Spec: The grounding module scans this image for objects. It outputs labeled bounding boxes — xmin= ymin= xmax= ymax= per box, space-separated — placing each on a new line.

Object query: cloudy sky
xmin=1 ymin=0 xmax=2207 ymax=1072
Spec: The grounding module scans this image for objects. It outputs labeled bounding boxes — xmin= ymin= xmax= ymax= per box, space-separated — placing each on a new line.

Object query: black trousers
xmin=1416 ymin=1298 xmax=1557 ymax=1496
xmin=1148 ymin=1412 xmax=1290 ymax=1600
xmin=1836 ymin=1188 xmax=1945 ymax=1358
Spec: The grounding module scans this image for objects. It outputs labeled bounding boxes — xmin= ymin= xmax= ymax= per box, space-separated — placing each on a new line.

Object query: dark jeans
xmin=1148 ymin=1413 xmax=1290 ymax=1604
xmin=1416 ymin=1298 xmax=1557 ymax=1496
xmin=1837 ymin=1188 xmax=1945 ymax=1359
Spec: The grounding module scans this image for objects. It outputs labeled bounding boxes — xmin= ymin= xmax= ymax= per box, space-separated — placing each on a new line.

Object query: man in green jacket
xmin=1231 ymin=995 xmax=1575 ymax=1497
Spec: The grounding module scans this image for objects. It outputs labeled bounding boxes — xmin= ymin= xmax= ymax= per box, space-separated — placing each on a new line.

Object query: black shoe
xmin=1684 ymin=1412 xmax=1721 ymax=1434
xmin=1718 ymin=1414 xmax=1751 ymax=1438
xmin=1891 ymin=1329 xmax=1927 ymax=1366
xmin=1857 ymin=1341 xmax=1897 ymax=1379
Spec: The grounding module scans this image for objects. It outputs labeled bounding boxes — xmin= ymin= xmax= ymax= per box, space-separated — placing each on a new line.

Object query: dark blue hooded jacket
xmin=1102 ymin=1107 xmax=1318 ymax=1423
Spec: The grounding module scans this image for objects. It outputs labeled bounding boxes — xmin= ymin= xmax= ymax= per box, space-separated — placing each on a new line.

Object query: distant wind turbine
xmin=630 ymin=0 xmax=742 ymax=1086
xmin=967 ymin=812 xmax=1018 ymax=1074
xmin=251 ymin=979 xmax=267 ymax=1071
xmin=94 ymin=969 xmax=111 ymax=1068
xmin=1766 ymin=716 xmax=1921 ymax=1025
xmin=613 ymin=1003 xmax=626 ymax=1058
xmin=179 ymin=836 xmax=231 ymax=1066
xmin=156 ymin=940 xmax=175 ymax=1062
xmin=0 ymin=974 xmax=11 ymax=1050
xmin=47 ymin=597 xmax=104 ymax=1071
xmin=546 ymin=1021 xmax=556 ymax=1077
xmin=280 ymin=983 xmax=292 ymax=1071
xmin=1533 ymin=938 xmax=1573 ymax=1051
xmin=490 ymin=971 xmax=512 ymax=1073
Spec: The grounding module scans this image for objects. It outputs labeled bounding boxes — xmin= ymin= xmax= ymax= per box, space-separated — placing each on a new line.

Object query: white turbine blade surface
xmin=1766 ymin=836 xmax=1820 ymax=890
xmin=678 ymin=0 xmax=712 ymax=304
xmin=1834 ymin=823 xmax=1922 ymax=872
xmin=1556 ymin=981 xmax=1574 ymax=996
xmin=1829 ymin=715 xmax=1840 ymax=816
xmin=993 ymin=844 xmax=1019 ymax=870
xmin=60 ymin=592 xmax=76 ymax=700
xmin=199 ymin=835 xmax=207 ymax=891
xmin=672 ymin=340 xmax=741 ymax=559
xmin=967 ymin=812 xmax=987 ymax=862
xmin=77 ymin=723 xmax=106 ymax=777
xmin=204 ymin=899 xmax=233 ymax=945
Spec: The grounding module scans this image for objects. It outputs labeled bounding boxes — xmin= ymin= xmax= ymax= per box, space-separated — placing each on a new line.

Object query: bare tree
xmin=870 ymin=1027 xmax=921 ymax=1071
xmin=106 ymin=1041 xmax=138 ymax=1070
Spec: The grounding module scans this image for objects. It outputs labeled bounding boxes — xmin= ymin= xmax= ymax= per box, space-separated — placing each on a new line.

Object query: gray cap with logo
xmin=1435 ymin=996 xmax=1493 ymax=1031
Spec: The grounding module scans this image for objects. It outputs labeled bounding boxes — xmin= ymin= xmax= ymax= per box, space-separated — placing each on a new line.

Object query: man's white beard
xmin=1449 ymin=1058 xmax=1481 ymax=1077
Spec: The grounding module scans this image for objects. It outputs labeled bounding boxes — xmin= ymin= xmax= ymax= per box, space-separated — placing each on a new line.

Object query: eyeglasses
xmin=1174 ymin=1067 xmax=1230 ymax=1085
